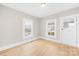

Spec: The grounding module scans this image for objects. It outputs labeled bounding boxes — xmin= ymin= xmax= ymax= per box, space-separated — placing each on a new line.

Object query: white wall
xmin=0 ymin=5 xmax=39 ymax=48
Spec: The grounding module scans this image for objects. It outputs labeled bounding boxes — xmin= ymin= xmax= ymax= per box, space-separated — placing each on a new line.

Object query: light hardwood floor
xmin=0 ymin=39 xmax=79 ymax=56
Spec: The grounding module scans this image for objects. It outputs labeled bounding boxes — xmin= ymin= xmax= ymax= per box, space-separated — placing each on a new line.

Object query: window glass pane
xmin=63 ymin=18 xmax=74 ymax=29
xmin=47 ymin=22 xmax=55 ymax=36
xmin=25 ymin=24 xmax=31 ymax=36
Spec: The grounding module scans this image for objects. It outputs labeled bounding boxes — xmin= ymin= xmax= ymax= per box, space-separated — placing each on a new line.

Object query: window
xmin=25 ymin=23 xmax=32 ymax=36
xmin=46 ymin=19 xmax=56 ymax=38
xmin=23 ymin=18 xmax=33 ymax=39
xmin=63 ymin=18 xmax=75 ymax=29
xmin=47 ymin=22 xmax=55 ymax=36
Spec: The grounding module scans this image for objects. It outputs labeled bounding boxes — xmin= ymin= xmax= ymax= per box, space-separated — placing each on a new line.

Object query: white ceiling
xmin=2 ymin=3 xmax=79 ymax=18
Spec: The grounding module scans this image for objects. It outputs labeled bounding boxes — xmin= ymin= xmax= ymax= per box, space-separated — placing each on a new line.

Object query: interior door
xmin=60 ymin=15 xmax=77 ymax=46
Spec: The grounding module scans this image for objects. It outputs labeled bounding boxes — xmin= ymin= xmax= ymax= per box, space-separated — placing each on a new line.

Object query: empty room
xmin=0 ymin=3 xmax=79 ymax=56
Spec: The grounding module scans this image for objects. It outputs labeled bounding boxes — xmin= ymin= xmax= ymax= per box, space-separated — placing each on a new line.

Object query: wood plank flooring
xmin=0 ymin=39 xmax=79 ymax=56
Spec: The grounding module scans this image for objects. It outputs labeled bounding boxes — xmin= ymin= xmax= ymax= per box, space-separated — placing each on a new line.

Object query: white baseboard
xmin=0 ymin=37 xmax=39 ymax=51
xmin=0 ymin=36 xmax=78 ymax=52
xmin=40 ymin=36 xmax=61 ymax=44
xmin=40 ymin=36 xmax=78 ymax=48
